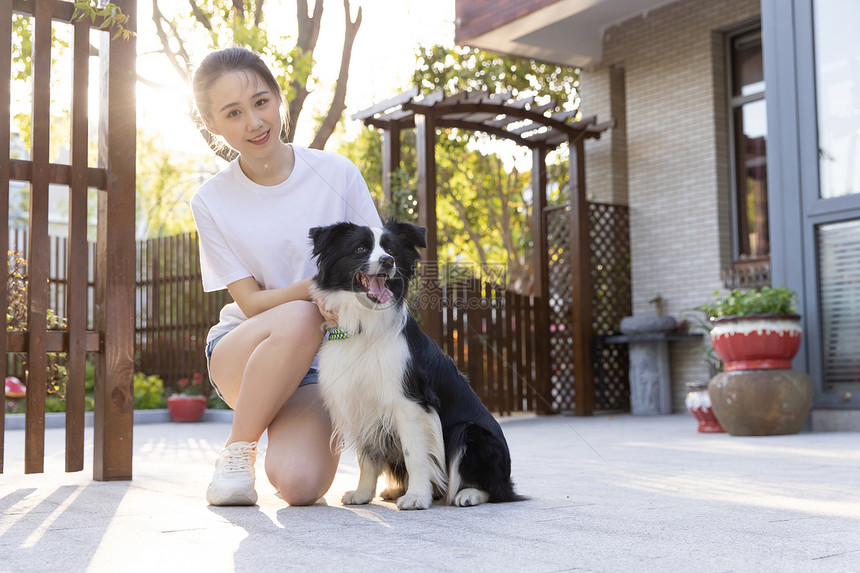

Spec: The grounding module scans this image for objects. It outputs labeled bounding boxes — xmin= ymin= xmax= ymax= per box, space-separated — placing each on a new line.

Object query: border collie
xmin=309 ymin=220 xmax=525 ymax=510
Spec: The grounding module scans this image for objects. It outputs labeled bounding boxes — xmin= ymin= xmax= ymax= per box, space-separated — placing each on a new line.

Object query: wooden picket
xmin=437 ymin=278 xmax=539 ymax=415
xmin=136 ymin=232 xmax=231 ymax=394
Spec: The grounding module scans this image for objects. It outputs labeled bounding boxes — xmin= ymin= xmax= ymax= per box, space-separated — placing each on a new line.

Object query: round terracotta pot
xmin=709 ymin=314 xmax=802 ymax=371
xmin=167 ymin=395 xmax=207 ymax=422
xmin=708 ymin=369 xmax=812 ymax=436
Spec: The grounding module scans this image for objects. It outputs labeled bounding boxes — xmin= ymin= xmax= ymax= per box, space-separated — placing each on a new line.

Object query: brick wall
xmin=581 ymin=65 xmax=628 ymax=206
xmin=581 ymin=0 xmax=761 ymax=411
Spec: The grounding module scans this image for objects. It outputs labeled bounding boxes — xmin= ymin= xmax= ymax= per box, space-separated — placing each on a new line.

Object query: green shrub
xmin=695 ymin=286 xmax=798 ymax=319
xmin=7 ymin=250 xmax=69 ymax=400
xmin=133 ymin=372 xmax=166 ymax=410
xmin=45 ymin=394 xmax=66 ymax=413
xmin=85 ymin=358 xmax=95 ymax=392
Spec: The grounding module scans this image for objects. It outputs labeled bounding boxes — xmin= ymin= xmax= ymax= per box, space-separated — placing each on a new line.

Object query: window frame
xmin=726 ymin=25 xmax=769 ymax=264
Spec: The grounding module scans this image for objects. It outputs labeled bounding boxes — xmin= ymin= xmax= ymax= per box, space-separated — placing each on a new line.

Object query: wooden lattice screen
xmin=1 ymin=0 xmax=137 ymax=478
xmin=546 ymin=201 xmax=631 ymax=413
xmin=588 ymin=202 xmax=632 ymax=412
xmin=546 ymin=204 xmax=575 ymax=411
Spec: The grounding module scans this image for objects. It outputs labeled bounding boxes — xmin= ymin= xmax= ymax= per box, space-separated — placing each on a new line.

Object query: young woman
xmin=190 ymin=47 xmax=381 ymax=506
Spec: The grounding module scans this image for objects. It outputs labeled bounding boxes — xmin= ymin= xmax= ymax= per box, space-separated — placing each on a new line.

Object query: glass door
xmin=800 ymin=0 xmax=860 ymax=406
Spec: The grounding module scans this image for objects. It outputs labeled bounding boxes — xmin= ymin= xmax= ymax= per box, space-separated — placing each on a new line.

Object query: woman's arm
xmin=227 ymin=276 xmax=315 ymax=318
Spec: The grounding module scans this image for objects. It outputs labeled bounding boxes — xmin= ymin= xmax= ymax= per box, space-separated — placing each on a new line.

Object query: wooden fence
xmin=2 ymin=0 xmax=137 ymax=478
xmin=135 ymin=232 xmax=230 ymax=393
xmin=8 ymin=231 xmax=539 ymax=415
xmin=135 ymin=243 xmax=540 ymax=412
xmin=5 ymin=229 xmax=96 ymax=381
xmin=5 ymin=230 xmax=227 ymax=394
xmin=435 ymin=279 xmax=540 ymax=415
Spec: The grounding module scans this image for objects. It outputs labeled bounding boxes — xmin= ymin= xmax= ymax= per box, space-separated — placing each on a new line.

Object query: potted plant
xmin=167 ymin=372 xmax=208 ymax=422
xmin=694 ymin=286 xmax=812 ymax=436
xmin=695 ymin=286 xmax=802 ymax=370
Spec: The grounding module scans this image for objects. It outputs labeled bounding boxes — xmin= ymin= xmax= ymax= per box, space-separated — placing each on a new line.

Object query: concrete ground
xmin=1 ymin=413 xmax=859 ymax=573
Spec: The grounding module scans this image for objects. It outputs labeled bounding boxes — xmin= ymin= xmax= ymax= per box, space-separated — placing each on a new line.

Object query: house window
xmin=729 ymin=29 xmax=768 ymax=260
xmin=814 ymin=0 xmax=860 ymax=198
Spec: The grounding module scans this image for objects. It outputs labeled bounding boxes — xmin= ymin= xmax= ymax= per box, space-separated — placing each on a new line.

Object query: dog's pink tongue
xmin=368 ymin=275 xmax=393 ymax=303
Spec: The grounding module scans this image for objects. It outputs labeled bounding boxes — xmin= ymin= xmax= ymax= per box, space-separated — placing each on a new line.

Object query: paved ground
xmin=1 ymin=413 xmax=859 ymax=572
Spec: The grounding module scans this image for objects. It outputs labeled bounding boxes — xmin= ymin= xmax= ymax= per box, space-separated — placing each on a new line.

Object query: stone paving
xmin=1 ymin=413 xmax=859 ymax=572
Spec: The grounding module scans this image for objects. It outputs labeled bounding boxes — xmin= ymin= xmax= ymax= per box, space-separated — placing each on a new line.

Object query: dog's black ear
xmin=386 ymin=219 xmax=427 ymax=250
xmin=308 ymin=226 xmax=331 ymax=258
xmin=309 ymin=222 xmax=356 ymax=258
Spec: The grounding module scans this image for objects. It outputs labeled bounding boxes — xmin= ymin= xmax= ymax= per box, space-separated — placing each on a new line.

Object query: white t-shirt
xmin=190 ymin=145 xmax=382 ymax=352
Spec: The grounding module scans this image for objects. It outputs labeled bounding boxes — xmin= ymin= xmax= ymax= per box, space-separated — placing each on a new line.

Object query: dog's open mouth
xmin=357 ymin=272 xmax=394 ymax=304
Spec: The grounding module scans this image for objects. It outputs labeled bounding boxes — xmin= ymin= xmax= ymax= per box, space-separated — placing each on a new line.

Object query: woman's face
xmin=201 ymin=70 xmax=282 ymax=158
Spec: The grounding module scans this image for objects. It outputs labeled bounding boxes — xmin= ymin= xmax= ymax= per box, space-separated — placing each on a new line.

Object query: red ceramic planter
xmin=167 ymin=395 xmax=207 ymax=422
xmin=709 ymin=314 xmax=802 ymax=371
xmin=685 ymin=382 xmax=724 ymax=433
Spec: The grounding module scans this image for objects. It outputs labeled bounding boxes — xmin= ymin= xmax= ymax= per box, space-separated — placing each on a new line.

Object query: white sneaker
xmin=206 ymin=441 xmax=258 ymax=506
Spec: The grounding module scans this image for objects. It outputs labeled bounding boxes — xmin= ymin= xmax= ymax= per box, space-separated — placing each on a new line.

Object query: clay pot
xmin=167 ymin=395 xmax=207 ymax=422
xmin=709 ymin=314 xmax=802 ymax=371
xmin=708 ymin=369 xmax=813 ymax=436
xmin=685 ymin=382 xmax=724 ymax=433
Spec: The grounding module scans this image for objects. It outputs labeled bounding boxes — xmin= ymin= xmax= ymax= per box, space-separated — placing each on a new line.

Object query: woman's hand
xmin=306 ymin=277 xmax=338 ymax=326
xmin=318 ymin=305 xmax=339 ymax=327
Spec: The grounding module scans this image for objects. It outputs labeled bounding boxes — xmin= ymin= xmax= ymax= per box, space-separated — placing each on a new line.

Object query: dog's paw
xmin=396 ymin=492 xmax=432 ymax=510
xmin=341 ymin=490 xmax=374 ymax=505
xmin=453 ymin=488 xmax=489 ymax=507
xmin=379 ymin=486 xmax=405 ymax=501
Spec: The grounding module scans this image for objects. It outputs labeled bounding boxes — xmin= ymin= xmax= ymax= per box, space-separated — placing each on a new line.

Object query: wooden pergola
xmin=353 ymin=88 xmax=613 ymax=415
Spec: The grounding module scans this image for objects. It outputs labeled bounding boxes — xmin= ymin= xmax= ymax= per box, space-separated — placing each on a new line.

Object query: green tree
xmin=150 ymin=0 xmax=362 ymax=156
xmin=413 ymin=44 xmax=579 ymax=109
xmin=136 ymin=132 xmax=220 ymax=238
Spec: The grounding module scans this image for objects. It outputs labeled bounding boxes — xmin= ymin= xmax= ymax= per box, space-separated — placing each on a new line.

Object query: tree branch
xmin=254 ymin=0 xmax=265 ymax=27
xmin=187 ymin=0 xmax=212 ymax=30
xmin=310 ymin=0 xmax=361 ymax=149
xmin=287 ymin=0 xmax=324 ymax=142
xmin=152 ymin=0 xmax=193 ymax=83
xmin=232 ymin=0 xmax=245 ymax=19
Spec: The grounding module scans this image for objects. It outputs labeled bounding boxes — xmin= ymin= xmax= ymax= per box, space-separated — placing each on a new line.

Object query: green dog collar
xmin=326 ymin=327 xmax=350 ymax=340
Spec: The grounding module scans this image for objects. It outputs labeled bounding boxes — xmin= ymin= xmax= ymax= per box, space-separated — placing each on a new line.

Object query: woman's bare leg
xmin=264 ymin=384 xmax=340 ymax=505
xmin=209 ymin=300 xmax=325 ymax=445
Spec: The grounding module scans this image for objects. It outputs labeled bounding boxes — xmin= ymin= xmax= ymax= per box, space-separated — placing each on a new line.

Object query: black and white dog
xmin=309 ymin=220 xmax=525 ymax=510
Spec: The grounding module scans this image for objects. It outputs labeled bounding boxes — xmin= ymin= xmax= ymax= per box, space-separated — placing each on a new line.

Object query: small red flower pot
xmin=167 ymin=395 xmax=207 ymax=422
xmin=709 ymin=314 xmax=802 ymax=371
xmin=685 ymin=382 xmax=724 ymax=433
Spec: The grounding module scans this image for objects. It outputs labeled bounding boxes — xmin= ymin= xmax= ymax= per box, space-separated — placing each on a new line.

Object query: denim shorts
xmin=205 ymin=333 xmax=319 ymax=401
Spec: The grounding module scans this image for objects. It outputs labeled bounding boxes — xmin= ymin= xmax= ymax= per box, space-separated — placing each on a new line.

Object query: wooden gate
xmin=1 ymin=0 xmax=137 ymax=478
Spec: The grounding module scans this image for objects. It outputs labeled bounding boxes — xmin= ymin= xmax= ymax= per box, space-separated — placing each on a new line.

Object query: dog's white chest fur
xmin=317 ymin=329 xmax=411 ymax=442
